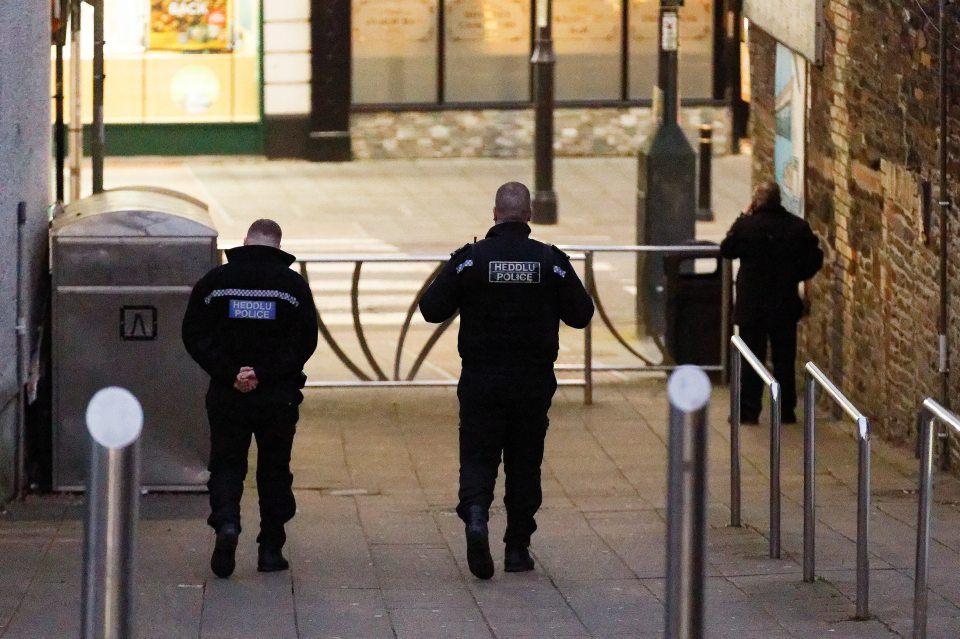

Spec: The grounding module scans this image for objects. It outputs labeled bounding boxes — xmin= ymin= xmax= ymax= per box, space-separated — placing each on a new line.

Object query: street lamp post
xmin=531 ymin=0 xmax=557 ymax=224
xmin=636 ymin=0 xmax=697 ymax=339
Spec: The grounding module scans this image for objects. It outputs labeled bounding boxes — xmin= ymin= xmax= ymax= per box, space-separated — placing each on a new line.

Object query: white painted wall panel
xmin=264 ymin=21 xmax=311 ymax=53
xmin=264 ymin=83 xmax=311 ymax=115
xmin=264 ymin=0 xmax=310 ymax=23
xmin=265 ymin=53 xmax=312 ymax=84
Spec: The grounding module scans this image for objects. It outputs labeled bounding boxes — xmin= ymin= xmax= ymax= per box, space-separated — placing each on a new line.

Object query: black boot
xmin=257 ymin=544 xmax=289 ymax=572
xmin=504 ymin=543 xmax=535 ymax=572
xmin=464 ymin=505 xmax=494 ymax=580
xmin=210 ymin=523 xmax=239 ymax=578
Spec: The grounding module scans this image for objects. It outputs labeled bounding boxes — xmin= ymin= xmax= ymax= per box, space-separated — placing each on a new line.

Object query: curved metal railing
xmin=244 ymin=244 xmax=733 ymax=404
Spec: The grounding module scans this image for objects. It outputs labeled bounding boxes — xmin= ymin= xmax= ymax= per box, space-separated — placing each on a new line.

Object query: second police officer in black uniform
xmin=182 ymin=219 xmax=318 ymax=579
xmin=419 ymin=182 xmax=594 ymax=579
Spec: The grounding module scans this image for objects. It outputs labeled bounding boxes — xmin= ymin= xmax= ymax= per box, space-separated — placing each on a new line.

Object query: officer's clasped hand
xmin=233 ymin=366 xmax=258 ymax=393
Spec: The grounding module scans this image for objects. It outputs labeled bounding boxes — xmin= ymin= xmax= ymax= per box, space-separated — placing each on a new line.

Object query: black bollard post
xmin=696 ymin=124 xmax=714 ymax=221
xmin=531 ymin=1 xmax=557 ymax=225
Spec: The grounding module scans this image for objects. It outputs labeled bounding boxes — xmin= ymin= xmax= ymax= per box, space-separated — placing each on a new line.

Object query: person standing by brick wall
xmin=721 ymin=182 xmax=824 ymax=424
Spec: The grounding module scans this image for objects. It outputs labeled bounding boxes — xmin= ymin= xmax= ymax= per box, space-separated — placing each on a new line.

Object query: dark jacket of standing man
xmin=182 ymin=219 xmax=318 ymax=579
xmin=419 ymin=182 xmax=594 ymax=580
xmin=720 ymin=182 xmax=823 ymax=424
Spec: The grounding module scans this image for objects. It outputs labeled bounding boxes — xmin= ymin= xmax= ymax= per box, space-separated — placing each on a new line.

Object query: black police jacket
xmin=182 ymin=244 xmax=319 ymax=403
xmin=720 ymin=204 xmax=824 ymax=325
xmin=419 ymin=221 xmax=594 ymax=371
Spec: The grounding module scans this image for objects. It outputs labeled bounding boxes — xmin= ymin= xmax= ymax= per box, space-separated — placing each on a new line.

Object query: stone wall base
xmin=351 ymin=106 xmax=732 ymax=160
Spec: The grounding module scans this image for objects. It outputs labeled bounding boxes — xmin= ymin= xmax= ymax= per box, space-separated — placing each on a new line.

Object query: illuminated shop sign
xmin=148 ymin=0 xmax=232 ymax=51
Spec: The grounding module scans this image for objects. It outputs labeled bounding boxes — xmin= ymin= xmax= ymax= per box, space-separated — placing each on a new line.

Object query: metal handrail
xmin=803 ymin=361 xmax=871 ymax=620
xmin=275 ymin=244 xmax=733 ymax=403
xmin=912 ymin=398 xmax=960 ymax=639
xmin=729 ymin=335 xmax=782 ymax=559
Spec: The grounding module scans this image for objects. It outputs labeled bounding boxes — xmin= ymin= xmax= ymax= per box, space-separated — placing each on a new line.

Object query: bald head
xmin=244 ymin=219 xmax=282 ymax=248
xmin=494 ymin=182 xmax=532 ymax=224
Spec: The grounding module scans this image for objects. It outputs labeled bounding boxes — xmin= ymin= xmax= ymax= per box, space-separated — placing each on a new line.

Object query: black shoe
xmin=740 ymin=415 xmax=760 ymax=425
xmin=782 ymin=411 xmax=798 ymax=424
xmin=211 ymin=523 xmax=239 ymax=578
xmin=257 ymin=545 xmax=289 ymax=572
xmin=464 ymin=507 xmax=494 ymax=580
xmin=504 ymin=544 xmax=535 ymax=572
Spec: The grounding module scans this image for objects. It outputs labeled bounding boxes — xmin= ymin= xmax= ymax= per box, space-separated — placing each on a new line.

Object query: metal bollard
xmin=665 ymin=366 xmax=711 ymax=639
xmin=81 ymin=387 xmax=143 ymax=639
xmin=696 ymin=124 xmax=714 ymax=222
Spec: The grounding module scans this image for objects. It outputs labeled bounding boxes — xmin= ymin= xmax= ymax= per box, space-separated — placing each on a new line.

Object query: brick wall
xmin=749 ymin=1 xmax=960 ymax=453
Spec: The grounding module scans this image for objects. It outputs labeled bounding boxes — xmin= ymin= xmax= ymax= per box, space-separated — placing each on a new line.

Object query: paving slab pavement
xmin=2 ymin=381 xmax=960 ymax=638
xmin=5 ymin=155 xmax=957 ymax=637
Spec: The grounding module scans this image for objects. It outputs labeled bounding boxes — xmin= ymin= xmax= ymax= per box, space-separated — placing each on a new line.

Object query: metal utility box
xmin=52 ymin=187 xmax=217 ymax=490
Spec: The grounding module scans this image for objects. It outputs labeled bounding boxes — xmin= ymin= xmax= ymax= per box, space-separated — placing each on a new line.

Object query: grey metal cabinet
xmin=52 ymin=187 xmax=217 ymax=490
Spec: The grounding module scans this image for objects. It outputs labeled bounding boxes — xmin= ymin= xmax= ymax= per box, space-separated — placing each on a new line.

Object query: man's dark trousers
xmin=738 ymin=320 xmax=798 ymax=420
xmin=206 ymin=395 xmax=298 ymax=547
xmin=456 ymin=367 xmax=557 ymax=547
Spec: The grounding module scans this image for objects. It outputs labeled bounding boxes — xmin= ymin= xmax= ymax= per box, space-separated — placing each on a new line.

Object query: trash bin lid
xmin=52 ymin=187 xmax=217 ymax=238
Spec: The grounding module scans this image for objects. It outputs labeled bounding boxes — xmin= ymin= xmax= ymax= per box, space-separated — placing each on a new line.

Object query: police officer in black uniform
xmin=419 ymin=182 xmax=594 ymax=579
xmin=720 ymin=182 xmax=823 ymax=424
xmin=182 ymin=219 xmax=318 ymax=578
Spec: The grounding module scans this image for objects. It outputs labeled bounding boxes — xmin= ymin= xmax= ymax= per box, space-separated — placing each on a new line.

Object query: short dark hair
xmin=752 ymin=181 xmax=782 ymax=208
xmin=245 ymin=219 xmax=282 ymax=246
xmin=494 ymin=182 xmax=531 ymax=222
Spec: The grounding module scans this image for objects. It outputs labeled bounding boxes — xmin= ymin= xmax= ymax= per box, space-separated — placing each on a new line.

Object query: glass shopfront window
xmin=351 ymin=0 xmax=717 ymax=106
xmin=629 ymin=0 xmax=713 ymax=100
xmin=553 ymin=0 xmax=622 ymax=100
xmin=444 ymin=0 xmax=530 ymax=102
xmin=55 ymin=0 xmax=261 ymax=124
xmin=353 ymin=0 xmax=439 ymax=103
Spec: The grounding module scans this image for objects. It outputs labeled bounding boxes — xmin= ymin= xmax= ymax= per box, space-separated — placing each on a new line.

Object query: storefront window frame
xmin=351 ymin=0 xmax=726 ymax=110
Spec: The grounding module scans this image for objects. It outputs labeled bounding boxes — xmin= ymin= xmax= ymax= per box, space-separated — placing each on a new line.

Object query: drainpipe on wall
xmin=69 ymin=0 xmax=82 ymax=201
xmin=54 ymin=1 xmax=66 ymax=203
xmin=90 ymin=0 xmax=104 ymax=194
xmin=937 ymin=0 xmax=952 ymax=469
xmin=15 ymin=203 xmax=27 ymax=499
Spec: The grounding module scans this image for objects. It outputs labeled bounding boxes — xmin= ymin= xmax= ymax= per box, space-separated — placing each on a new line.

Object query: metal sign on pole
xmin=81 ymin=386 xmax=143 ymax=639
xmin=665 ymin=365 xmax=710 ymax=639
xmin=636 ymin=1 xmax=697 ymax=340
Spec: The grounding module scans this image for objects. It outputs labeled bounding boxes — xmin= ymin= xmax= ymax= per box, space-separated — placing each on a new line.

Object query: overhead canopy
xmin=744 ymin=0 xmax=824 ymax=65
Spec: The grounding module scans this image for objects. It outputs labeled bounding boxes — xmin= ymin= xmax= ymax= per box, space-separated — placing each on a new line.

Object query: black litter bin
xmin=664 ymin=241 xmax=725 ymax=367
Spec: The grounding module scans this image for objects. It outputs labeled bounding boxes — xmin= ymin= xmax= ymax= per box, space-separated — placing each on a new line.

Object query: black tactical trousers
xmin=738 ymin=320 xmax=799 ymax=420
xmin=456 ymin=367 xmax=557 ymax=547
xmin=206 ymin=392 xmax=298 ymax=547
